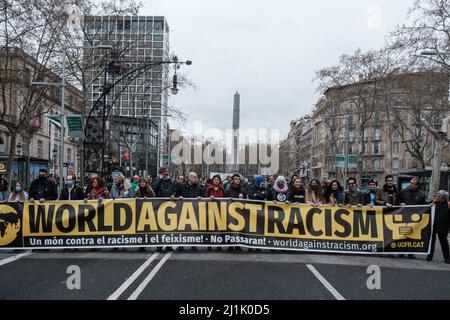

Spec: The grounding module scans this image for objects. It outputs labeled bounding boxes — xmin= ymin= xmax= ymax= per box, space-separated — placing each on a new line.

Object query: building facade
xmin=0 ymin=47 xmax=83 ymax=186
xmin=284 ymin=71 xmax=450 ymax=189
xmin=84 ymin=16 xmax=171 ymax=176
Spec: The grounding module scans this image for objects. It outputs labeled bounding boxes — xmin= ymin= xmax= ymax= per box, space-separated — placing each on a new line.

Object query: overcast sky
xmin=141 ymin=0 xmax=413 ymax=138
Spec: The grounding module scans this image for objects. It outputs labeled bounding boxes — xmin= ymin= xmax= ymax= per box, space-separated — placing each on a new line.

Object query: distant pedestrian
xmin=0 ymin=174 xmax=8 ymax=201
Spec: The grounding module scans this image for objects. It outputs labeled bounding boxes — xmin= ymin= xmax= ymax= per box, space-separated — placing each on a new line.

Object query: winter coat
xmin=176 ymin=182 xmax=205 ymax=198
xmin=287 ymin=187 xmax=306 ymax=203
xmin=225 ymin=184 xmax=247 ymax=199
xmin=344 ymin=189 xmax=364 ymax=205
xmin=87 ymin=187 xmax=110 ymax=200
xmin=434 ymin=202 xmax=450 ymax=234
xmin=135 ymin=187 xmax=155 ymax=198
xmin=111 ymin=184 xmax=130 ymax=199
xmin=59 ymin=185 xmax=85 ymax=201
xmin=247 ymin=185 xmax=269 ymax=200
xmin=375 ymin=185 xmax=400 ymax=206
xmin=152 ymin=178 xmax=176 ymax=198
xmin=29 ymin=178 xmax=58 ymax=201
xmin=363 ymin=190 xmax=378 ymax=206
xmin=399 ymin=187 xmax=427 ymax=205
xmin=204 ymin=185 xmax=226 ymax=198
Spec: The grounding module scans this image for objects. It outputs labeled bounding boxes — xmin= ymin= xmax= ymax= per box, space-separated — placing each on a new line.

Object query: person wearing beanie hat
xmin=248 ymin=175 xmax=269 ymax=200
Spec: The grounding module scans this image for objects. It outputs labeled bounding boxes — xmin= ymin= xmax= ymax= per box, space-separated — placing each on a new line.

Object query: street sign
xmin=46 ymin=115 xmax=61 ymax=128
xmin=336 ymin=154 xmax=358 ymax=168
xmin=66 ymin=115 xmax=85 ymax=138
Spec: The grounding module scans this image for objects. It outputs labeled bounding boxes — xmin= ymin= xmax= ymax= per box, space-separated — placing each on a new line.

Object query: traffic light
xmin=123 ymin=151 xmax=130 ymax=161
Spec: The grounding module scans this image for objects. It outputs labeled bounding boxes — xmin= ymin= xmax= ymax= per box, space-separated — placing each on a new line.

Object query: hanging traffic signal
xmin=123 ymin=151 xmax=130 ymax=161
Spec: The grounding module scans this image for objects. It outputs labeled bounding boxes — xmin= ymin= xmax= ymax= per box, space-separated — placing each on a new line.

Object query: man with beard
xmin=375 ymin=175 xmax=400 ymax=208
xmin=306 ymin=179 xmax=325 ymax=205
xmin=344 ymin=177 xmax=363 ymax=207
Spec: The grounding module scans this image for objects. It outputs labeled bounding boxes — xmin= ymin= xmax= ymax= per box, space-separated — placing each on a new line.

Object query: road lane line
xmin=107 ymin=252 xmax=160 ymax=300
xmin=127 ymin=251 xmax=173 ymax=300
xmin=0 ymin=251 xmax=32 ymax=267
xmin=306 ymin=264 xmax=345 ymax=300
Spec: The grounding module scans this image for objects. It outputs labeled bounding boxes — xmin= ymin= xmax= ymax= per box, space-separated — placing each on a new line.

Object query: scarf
xmin=274 ymin=176 xmax=288 ymax=194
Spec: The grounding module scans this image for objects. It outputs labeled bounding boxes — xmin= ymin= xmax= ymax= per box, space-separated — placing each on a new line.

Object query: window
xmin=373 ymin=159 xmax=381 ymax=170
xmin=347 ymin=115 xmax=354 ymax=127
xmin=153 ymin=42 xmax=163 ymax=48
xmin=373 ymin=142 xmax=380 ymax=154
xmin=374 ymin=111 xmax=381 ymax=124
xmin=393 ymin=159 xmax=400 ymax=169
xmin=374 ymin=128 xmax=381 ymax=140
xmin=38 ymin=140 xmax=43 ymax=158
xmin=154 ymin=35 xmax=163 ymax=41
xmin=154 ymin=21 xmax=164 ymax=33
xmin=393 ymin=142 xmax=400 ymax=154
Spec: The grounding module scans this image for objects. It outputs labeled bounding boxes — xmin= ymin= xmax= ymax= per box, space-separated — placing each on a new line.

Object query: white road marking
xmin=107 ymin=252 xmax=160 ymax=300
xmin=0 ymin=251 xmax=32 ymax=267
xmin=306 ymin=264 xmax=345 ymax=300
xmin=127 ymin=251 xmax=173 ymax=300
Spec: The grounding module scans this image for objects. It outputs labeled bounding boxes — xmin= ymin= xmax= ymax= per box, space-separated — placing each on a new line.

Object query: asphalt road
xmin=0 ymin=244 xmax=450 ymax=301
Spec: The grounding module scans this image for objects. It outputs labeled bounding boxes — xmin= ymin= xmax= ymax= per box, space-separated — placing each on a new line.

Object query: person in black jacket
xmin=152 ymin=167 xmax=176 ymax=198
xmin=29 ymin=168 xmax=58 ymax=202
xmin=399 ymin=177 xmax=427 ymax=206
xmin=59 ymin=175 xmax=85 ymax=200
xmin=247 ymin=175 xmax=269 ymax=200
xmin=287 ymin=178 xmax=306 ymax=203
xmin=175 ymin=172 xmax=204 ymax=198
xmin=427 ymin=190 xmax=450 ymax=263
xmin=225 ymin=174 xmax=247 ymax=199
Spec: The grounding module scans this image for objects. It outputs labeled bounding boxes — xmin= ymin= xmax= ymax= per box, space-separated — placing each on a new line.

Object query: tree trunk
xmin=7 ymin=130 xmax=16 ymax=186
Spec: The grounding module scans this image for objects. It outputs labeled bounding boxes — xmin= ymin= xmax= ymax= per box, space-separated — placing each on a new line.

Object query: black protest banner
xmin=0 ymin=199 xmax=434 ymax=254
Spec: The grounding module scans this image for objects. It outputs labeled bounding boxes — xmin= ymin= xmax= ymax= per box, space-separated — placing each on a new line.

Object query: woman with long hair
xmin=287 ymin=178 xmax=306 ymax=203
xmin=204 ymin=175 xmax=225 ymax=198
xmin=87 ymin=176 xmax=110 ymax=200
xmin=306 ymin=179 xmax=324 ymax=205
xmin=324 ymin=180 xmax=345 ymax=206
xmin=8 ymin=181 xmax=28 ymax=202
xmin=135 ymin=178 xmax=155 ymax=198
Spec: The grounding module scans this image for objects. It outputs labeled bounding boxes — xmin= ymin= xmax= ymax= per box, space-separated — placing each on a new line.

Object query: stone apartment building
xmin=285 ymin=71 xmax=450 ymax=188
xmin=0 ymin=47 xmax=83 ymax=187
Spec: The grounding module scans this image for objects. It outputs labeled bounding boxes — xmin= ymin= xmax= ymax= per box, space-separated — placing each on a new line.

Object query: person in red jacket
xmin=204 ymin=175 xmax=225 ymax=198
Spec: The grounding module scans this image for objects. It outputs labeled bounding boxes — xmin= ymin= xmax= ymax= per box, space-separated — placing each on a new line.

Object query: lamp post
xmin=32 ymin=44 xmax=112 ymax=198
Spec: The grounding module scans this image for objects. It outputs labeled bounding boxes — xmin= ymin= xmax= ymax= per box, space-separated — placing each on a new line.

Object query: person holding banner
xmin=225 ymin=174 xmax=247 ymax=199
xmin=59 ymin=175 xmax=85 ymax=200
xmin=152 ymin=167 xmax=177 ymax=198
xmin=8 ymin=181 xmax=28 ymax=202
xmin=324 ymin=180 xmax=345 ymax=206
xmin=87 ymin=176 xmax=110 ymax=200
xmin=29 ymin=168 xmax=58 ymax=203
xmin=287 ymin=178 xmax=306 ymax=203
xmin=306 ymin=179 xmax=325 ymax=205
xmin=376 ymin=175 xmax=400 ymax=208
xmin=204 ymin=175 xmax=225 ymax=198
xmin=269 ymin=176 xmax=289 ymax=202
xmin=111 ymin=174 xmax=130 ymax=199
xmin=363 ymin=179 xmax=379 ymax=207
xmin=344 ymin=177 xmax=363 ymax=207
xmin=427 ymin=190 xmax=450 ymax=263
xmin=176 ymin=172 xmax=205 ymax=199
xmin=135 ymin=178 xmax=155 ymax=198
xmin=248 ymin=175 xmax=269 ymax=201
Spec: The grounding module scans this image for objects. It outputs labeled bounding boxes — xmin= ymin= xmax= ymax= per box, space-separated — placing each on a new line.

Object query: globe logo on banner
xmin=0 ymin=204 xmax=21 ymax=246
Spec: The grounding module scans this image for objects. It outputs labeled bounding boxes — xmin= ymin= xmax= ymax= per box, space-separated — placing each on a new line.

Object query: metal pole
xmin=344 ymin=118 xmax=349 ymax=188
xmin=156 ymin=120 xmax=161 ymax=174
xmin=101 ymin=55 xmax=107 ymax=177
xmin=59 ymin=48 xmax=66 ymax=199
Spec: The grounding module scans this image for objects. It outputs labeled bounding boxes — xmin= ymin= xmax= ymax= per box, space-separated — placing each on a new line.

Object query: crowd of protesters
xmin=1 ymin=167 xmax=448 ymax=262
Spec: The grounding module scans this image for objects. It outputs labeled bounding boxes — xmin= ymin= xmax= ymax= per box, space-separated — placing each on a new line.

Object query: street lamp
xmin=32 ymin=44 xmax=112 ymax=198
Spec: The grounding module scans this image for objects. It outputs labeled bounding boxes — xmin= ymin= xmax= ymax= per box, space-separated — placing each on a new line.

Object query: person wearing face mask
xmin=269 ymin=176 xmax=289 ymax=202
xmin=363 ymin=180 xmax=379 ymax=207
xmin=248 ymin=175 xmax=269 ymax=200
xmin=29 ymin=168 xmax=58 ymax=203
xmin=8 ymin=181 xmax=28 ymax=202
xmin=59 ymin=175 xmax=85 ymax=201
xmin=344 ymin=177 xmax=363 ymax=207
